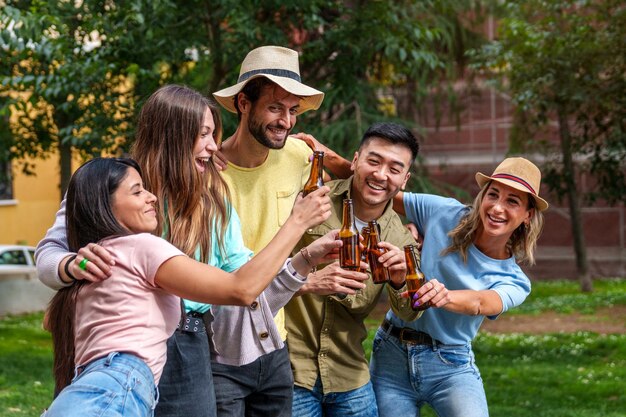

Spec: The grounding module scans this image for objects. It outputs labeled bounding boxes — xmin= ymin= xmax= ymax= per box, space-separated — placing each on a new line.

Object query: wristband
xmin=64 ymin=255 xmax=78 ymax=282
xmin=286 ymin=259 xmax=308 ymax=281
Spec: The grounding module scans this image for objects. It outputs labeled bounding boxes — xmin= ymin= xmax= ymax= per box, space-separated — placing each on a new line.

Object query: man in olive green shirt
xmin=286 ymin=122 xmax=422 ymax=416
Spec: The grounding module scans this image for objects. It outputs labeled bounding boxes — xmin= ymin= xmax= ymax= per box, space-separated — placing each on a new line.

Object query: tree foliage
xmin=474 ymin=0 xmax=626 ymax=205
xmin=1 ymin=0 xmax=208 ymax=191
xmin=472 ymin=0 xmax=626 ymax=290
xmin=1 ymin=0 xmax=483 ymax=195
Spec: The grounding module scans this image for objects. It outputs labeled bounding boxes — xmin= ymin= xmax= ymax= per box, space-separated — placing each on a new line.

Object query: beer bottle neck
xmin=312 ymin=154 xmax=323 ymax=179
xmin=369 ymin=229 xmax=380 ymax=245
xmin=341 ymin=201 xmax=356 ymax=231
xmin=404 ymin=246 xmax=419 ymax=273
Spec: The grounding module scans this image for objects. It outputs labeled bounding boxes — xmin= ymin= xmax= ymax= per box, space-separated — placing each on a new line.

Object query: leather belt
xmin=382 ymin=319 xmax=437 ymax=345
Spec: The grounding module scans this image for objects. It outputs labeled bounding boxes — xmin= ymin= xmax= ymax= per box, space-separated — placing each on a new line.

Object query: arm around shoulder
xmin=35 ymin=199 xmax=73 ymax=290
xmin=292 ymin=132 xmax=353 ymax=179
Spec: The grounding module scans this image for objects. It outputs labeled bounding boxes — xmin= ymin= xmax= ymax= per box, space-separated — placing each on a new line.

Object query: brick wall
xmin=414 ymin=86 xmax=625 ymax=280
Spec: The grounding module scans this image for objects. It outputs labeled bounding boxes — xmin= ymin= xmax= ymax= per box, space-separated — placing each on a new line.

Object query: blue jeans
xmin=292 ymin=377 xmax=379 ymax=417
xmin=212 ymin=345 xmax=293 ymax=417
xmin=155 ymin=321 xmax=216 ymax=417
xmin=43 ymin=352 xmax=158 ymax=417
xmin=369 ymin=327 xmax=488 ymax=417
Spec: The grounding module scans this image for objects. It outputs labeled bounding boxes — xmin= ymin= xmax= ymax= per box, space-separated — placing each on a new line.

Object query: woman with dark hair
xmin=36 ymin=84 xmax=333 ymax=416
xmin=43 ymin=157 xmax=334 ymax=416
xmin=369 ymin=157 xmax=548 ymax=417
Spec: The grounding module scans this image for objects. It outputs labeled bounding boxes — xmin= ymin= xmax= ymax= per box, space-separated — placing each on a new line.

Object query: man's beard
xmin=248 ymin=116 xmax=291 ymax=150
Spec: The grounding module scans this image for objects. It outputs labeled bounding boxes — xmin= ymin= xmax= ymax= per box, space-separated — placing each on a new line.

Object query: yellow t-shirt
xmin=222 ymin=137 xmax=312 ymax=340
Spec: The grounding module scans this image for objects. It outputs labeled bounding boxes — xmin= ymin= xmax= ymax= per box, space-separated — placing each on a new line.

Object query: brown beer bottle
xmin=302 ymin=151 xmax=325 ymax=196
xmin=359 ymin=227 xmax=371 ymax=273
xmin=404 ymin=244 xmax=429 ymax=311
xmin=368 ymin=220 xmax=390 ymax=284
xmin=339 ymin=199 xmax=360 ymax=270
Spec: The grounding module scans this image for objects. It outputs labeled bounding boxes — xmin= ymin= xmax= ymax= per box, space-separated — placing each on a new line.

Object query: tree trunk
xmin=557 ymin=106 xmax=593 ymax=292
xmin=205 ymin=1 xmax=226 ymax=95
xmin=59 ymin=141 xmax=72 ymax=200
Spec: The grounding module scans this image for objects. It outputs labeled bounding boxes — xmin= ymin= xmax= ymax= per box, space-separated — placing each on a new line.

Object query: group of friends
xmin=35 ymin=45 xmax=549 ymax=417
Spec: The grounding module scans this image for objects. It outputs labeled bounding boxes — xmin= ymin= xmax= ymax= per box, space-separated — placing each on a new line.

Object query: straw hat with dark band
xmin=475 ymin=157 xmax=549 ymax=211
xmin=213 ymin=46 xmax=324 ymax=115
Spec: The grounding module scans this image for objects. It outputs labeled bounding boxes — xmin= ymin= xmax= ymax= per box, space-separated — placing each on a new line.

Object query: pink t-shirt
xmin=73 ymin=233 xmax=184 ymax=384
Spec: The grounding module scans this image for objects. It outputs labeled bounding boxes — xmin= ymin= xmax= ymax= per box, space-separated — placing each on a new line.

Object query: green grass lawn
xmin=0 ymin=313 xmax=54 ymax=417
xmin=1 ymin=279 xmax=626 ymax=417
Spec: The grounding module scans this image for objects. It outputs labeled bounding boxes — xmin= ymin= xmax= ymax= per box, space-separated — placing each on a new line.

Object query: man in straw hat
xmin=211 ymin=45 xmax=367 ymax=416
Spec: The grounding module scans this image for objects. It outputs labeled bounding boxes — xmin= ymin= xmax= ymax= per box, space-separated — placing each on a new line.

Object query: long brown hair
xmin=47 ymin=158 xmax=140 ymax=391
xmin=443 ymin=181 xmax=544 ymax=265
xmin=131 ymin=85 xmax=231 ymax=262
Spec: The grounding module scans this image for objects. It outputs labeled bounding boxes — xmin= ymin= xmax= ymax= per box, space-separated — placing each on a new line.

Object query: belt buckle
xmin=399 ymin=328 xmax=414 ymax=345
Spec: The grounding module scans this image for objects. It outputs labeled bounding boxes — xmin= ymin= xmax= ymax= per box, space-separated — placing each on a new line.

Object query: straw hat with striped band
xmin=213 ymin=46 xmax=324 ymax=115
xmin=475 ymin=157 xmax=549 ymax=211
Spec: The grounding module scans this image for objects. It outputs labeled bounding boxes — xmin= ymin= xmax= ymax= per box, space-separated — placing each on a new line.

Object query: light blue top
xmin=385 ymin=193 xmax=531 ymax=345
xmin=184 ymin=208 xmax=252 ymax=313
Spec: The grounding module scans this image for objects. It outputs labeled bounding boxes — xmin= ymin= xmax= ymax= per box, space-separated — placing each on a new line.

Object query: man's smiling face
xmin=350 ymin=137 xmax=412 ymax=214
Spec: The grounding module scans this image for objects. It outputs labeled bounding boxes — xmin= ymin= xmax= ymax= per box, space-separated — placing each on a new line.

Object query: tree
xmin=1 ymin=0 xmax=209 ymax=197
xmin=473 ymin=0 xmax=626 ymax=291
xmin=201 ymin=0 xmax=483 ymax=159
xmin=1 ymin=0 xmax=483 ymax=197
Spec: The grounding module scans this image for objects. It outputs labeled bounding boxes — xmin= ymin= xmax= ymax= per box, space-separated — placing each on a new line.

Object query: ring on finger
xmin=78 ymin=258 xmax=89 ymax=271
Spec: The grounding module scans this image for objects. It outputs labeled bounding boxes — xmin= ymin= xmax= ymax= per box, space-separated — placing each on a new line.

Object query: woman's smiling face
xmin=111 ymin=167 xmax=158 ymax=234
xmin=479 ymin=181 xmax=533 ymax=240
xmin=193 ymin=107 xmax=218 ymax=173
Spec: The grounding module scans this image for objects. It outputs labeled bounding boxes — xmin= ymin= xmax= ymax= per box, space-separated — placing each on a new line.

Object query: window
xmin=0 ymin=159 xmax=12 ymax=201
xmin=0 ymin=249 xmax=27 ymax=266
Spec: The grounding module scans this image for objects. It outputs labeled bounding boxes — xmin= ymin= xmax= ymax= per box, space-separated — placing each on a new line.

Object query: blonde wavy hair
xmin=443 ymin=182 xmax=544 ymax=265
xmin=131 ymin=85 xmax=230 ymax=262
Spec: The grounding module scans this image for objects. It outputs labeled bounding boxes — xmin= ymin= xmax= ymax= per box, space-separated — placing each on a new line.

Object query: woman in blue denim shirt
xmin=370 ymin=157 xmax=548 ymax=417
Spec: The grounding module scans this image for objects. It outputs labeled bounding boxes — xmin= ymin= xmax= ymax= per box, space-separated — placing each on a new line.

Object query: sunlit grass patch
xmin=475 ymin=332 xmax=626 ymax=417
xmin=514 ymin=279 xmax=626 ymax=315
xmin=0 ymin=313 xmax=53 ymax=417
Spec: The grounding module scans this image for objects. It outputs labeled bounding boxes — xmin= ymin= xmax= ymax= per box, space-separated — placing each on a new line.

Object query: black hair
xmin=233 ymin=77 xmax=276 ymax=118
xmin=65 ymin=157 xmax=141 ymax=252
xmin=49 ymin=157 xmax=141 ymax=392
xmin=359 ymin=122 xmax=420 ymax=164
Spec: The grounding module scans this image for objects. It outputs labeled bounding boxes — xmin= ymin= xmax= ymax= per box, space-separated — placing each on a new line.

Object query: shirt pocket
xmin=276 ymin=189 xmax=299 ymax=226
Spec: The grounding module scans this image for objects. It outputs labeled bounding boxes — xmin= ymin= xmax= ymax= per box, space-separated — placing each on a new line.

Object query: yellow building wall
xmin=0 ymin=155 xmax=62 ymax=246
